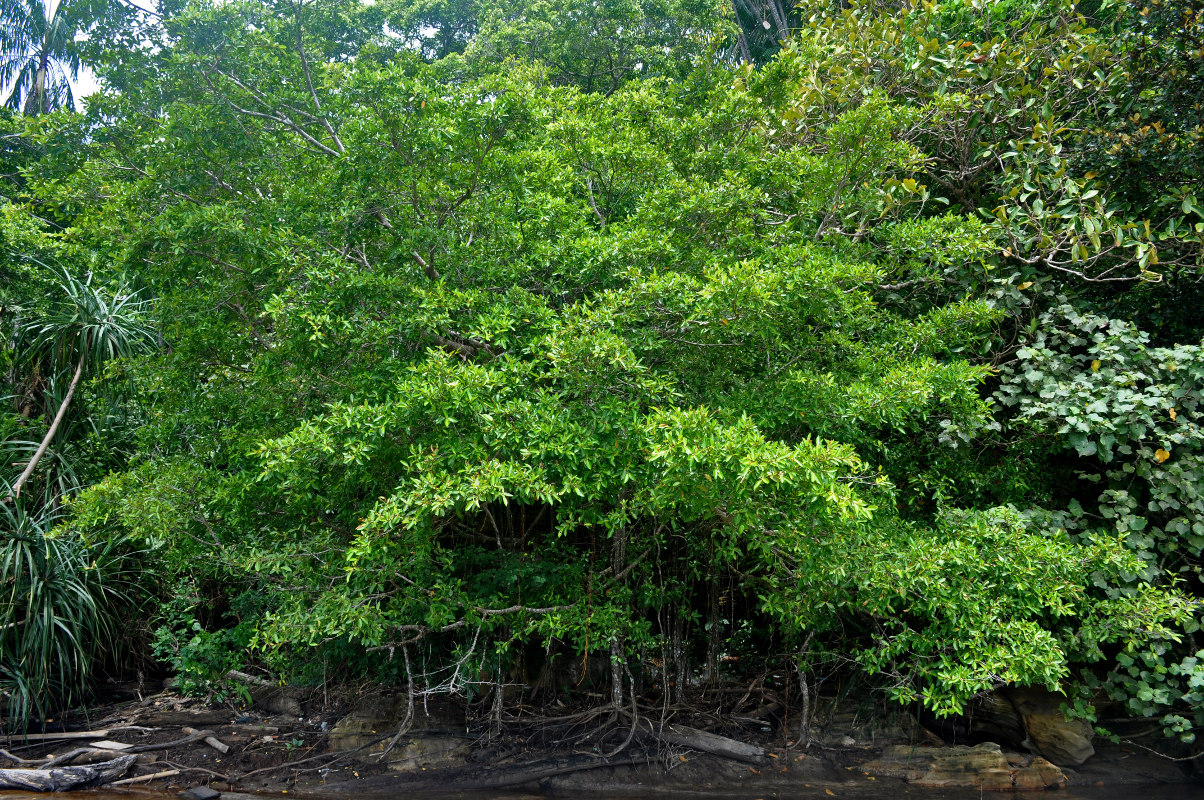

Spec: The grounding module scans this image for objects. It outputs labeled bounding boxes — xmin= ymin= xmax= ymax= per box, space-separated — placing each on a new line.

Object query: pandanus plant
xmin=7 ymin=268 xmax=154 ymax=503
xmin=0 ymin=501 xmax=135 ymax=731
xmin=1 ymin=267 xmax=150 ymax=730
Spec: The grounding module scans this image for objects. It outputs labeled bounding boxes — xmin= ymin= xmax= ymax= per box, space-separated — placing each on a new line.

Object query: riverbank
xmin=1 ymin=685 xmax=1198 ymax=797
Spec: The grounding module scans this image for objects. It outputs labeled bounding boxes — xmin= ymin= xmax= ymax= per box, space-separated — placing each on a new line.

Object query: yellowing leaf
xmin=1017 ymin=281 xmax=1034 ymax=290
xmin=1091 ymin=360 xmax=1101 ymax=371
xmin=1169 ymin=408 xmax=1178 ymax=421
xmin=1155 ymin=449 xmax=1171 ymax=463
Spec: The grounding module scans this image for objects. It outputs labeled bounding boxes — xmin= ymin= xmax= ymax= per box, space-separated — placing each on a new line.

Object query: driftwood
xmin=109 ymin=768 xmax=180 ymax=786
xmin=127 ymin=729 xmax=212 ymax=753
xmin=182 ymin=727 xmax=230 ymax=754
xmin=44 ymin=749 xmax=127 ymax=768
xmin=0 ymin=749 xmax=39 ymax=765
xmin=40 ymin=749 xmax=155 ymax=768
xmin=203 ymin=736 xmax=230 ymax=754
xmin=635 ymin=718 xmax=766 ymax=764
xmin=3 ymin=730 xmax=111 ymax=742
xmin=0 ymin=754 xmax=135 ymax=791
xmin=1 ymin=728 xmax=212 ymax=771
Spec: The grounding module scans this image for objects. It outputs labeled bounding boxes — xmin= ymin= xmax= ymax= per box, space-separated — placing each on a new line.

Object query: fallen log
xmin=15 ymin=728 xmax=211 ymax=771
xmin=635 ymin=718 xmax=766 ymax=764
xmin=136 ymin=711 xmax=230 ymax=727
xmin=45 ymin=748 xmax=112 ymax=768
xmin=225 ymin=669 xmax=274 ymax=687
xmin=41 ymin=748 xmax=154 ymax=767
xmin=0 ymin=754 xmax=136 ymax=791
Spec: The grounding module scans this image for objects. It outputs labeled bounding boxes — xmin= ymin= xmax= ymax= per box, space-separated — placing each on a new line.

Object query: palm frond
xmin=0 ymin=0 xmax=94 ymax=114
xmin=1 ymin=57 xmax=36 ymax=112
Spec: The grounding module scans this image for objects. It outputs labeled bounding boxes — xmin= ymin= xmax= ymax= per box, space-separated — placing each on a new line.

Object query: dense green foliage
xmin=2 ymin=0 xmax=1202 ymax=752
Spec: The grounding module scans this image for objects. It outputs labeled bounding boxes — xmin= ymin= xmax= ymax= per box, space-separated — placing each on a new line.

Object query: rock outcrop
xmin=968 ymin=687 xmax=1095 ymax=766
xmin=863 ymin=742 xmax=1068 ymax=791
xmin=1007 ymin=687 xmax=1095 ymax=766
xmin=327 ymin=694 xmax=470 ymax=772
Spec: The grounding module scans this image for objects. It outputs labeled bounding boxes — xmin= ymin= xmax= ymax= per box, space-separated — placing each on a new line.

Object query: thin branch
xmin=411 ymin=250 xmax=441 ymax=282
xmin=585 ymin=177 xmax=607 ymax=228
xmin=292 ymin=0 xmax=344 ymax=155
xmin=209 ymin=67 xmax=343 ymax=159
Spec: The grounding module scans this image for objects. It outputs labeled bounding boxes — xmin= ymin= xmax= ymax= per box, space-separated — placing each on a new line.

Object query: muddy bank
xmin=1 ymin=684 xmax=1199 ymax=797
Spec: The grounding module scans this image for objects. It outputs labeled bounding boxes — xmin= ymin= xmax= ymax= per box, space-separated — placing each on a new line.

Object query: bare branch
xmin=292 ymin=0 xmax=345 ymax=155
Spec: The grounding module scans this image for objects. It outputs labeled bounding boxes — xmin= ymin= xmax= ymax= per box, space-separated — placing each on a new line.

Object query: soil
xmin=2 ymin=683 xmax=1201 ymax=799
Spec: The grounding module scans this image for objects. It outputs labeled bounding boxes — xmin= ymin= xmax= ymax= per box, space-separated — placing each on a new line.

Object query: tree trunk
xmin=706 ymin=575 xmax=721 ymax=686
xmin=26 ymin=42 xmax=49 ymax=115
xmin=767 ymin=0 xmax=789 ymax=38
xmin=610 ymin=521 xmax=627 ymax=710
xmin=8 ymin=354 xmax=86 ymax=501
xmin=610 ymin=637 xmax=624 ymax=711
xmin=797 ymin=630 xmax=815 ymax=747
xmin=671 ymin=610 xmax=686 ymax=706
